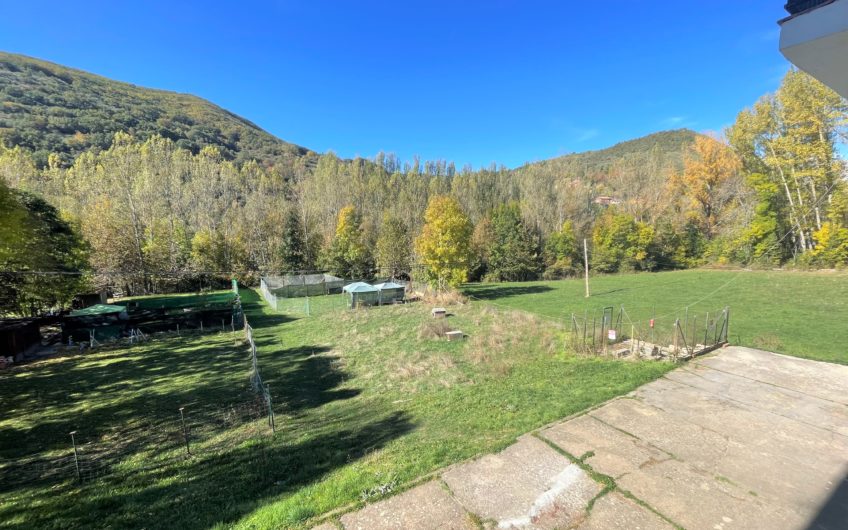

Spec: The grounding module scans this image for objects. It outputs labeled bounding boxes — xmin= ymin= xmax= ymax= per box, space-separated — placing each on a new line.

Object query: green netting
xmin=263 ymin=274 xmax=345 ymax=298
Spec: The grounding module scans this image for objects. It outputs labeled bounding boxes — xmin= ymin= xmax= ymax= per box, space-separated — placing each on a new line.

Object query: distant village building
xmin=593 ymin=196 xmax=622 ymax=206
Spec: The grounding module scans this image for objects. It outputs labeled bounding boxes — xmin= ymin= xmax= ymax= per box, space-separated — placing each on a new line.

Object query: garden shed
xmin=342 ymin=282 xmax=379 ymax=308
xmin=373 ymin=281 xmax=405 ymax=304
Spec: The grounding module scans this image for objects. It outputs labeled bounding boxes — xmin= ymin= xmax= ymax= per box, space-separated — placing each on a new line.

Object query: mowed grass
xmin=464 ymin=269 xmax=848 ymax=364
xmin=0 ymin=288 xmax=672 ymax=529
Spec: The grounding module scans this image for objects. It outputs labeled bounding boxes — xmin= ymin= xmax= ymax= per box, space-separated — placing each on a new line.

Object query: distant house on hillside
xmin=593 ymin=196 xmax=622 ymax=206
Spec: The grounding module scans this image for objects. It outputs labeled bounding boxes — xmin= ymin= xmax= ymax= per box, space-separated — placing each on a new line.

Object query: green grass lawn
xmin=0 ymin=288 xmax=672 ymax=529
xmin=464 ymin=269 xmax=848 ymax=364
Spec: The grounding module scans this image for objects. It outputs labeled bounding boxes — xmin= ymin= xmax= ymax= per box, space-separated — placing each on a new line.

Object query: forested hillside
xmin=0 ymin=52 xmax=312 ymax=168
xmin=1 ymin=54 xmax=846 ymax=315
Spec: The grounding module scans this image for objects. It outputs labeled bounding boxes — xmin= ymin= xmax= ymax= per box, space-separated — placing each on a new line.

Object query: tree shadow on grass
xmin=0 ymin=326 xmax=362 ymax=461
xmin=238 ymin=288 xmax=299 ymax=330
xmin=260 ymin=345 xmax=361 ymax=413
xmin=463 ymin=284 xmax=553 ymax=301
xmin=2 ymin=408 xmax=415 ymax=530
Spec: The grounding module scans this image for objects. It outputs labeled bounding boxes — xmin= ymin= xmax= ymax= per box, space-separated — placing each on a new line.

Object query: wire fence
xmin=0 ymin=394 xmax=274 ymax=491
xmin=240 ymin=287 xmax=276 ymax=431
xmin=259 ymin=273 xmax=411 ymax=317
xmin=0 ymin=282 xmax=275 ymax=492
xmin=569 ymin=305 xmax=730 ymax=361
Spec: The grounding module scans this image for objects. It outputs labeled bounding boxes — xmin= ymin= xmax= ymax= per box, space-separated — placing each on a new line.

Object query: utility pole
xmin=583 ymin=238 xmax=590 ymax=298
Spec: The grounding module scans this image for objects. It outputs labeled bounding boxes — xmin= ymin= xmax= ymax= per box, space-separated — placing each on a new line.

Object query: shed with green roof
xmin=342 ymin=282 xmax=379 ymax=308
xmin=373 ymin=281 xmax=406 ymax=304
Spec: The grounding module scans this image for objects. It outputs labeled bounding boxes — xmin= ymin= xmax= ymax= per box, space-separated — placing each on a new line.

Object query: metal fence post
xmin=70 ymin=431 xmax=81 ymax=482
xmin=179 ymin=407 xmax=191 ymax=455
xmin=265 ymin=384 xmax=275 ymax=434
xmin=673 ymin=318 xmax=680 ymax=360
xmin=591 ymin=314 xmax=596 ymax=351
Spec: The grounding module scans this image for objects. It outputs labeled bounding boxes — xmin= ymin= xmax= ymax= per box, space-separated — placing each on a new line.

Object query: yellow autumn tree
xmin=675 ymin=135 xmax=741 ymax=238
xmin=415 ymin=195 xmax=473 ymax=289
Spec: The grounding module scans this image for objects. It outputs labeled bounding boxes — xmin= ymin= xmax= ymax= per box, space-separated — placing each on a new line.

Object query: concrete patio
xmin=314 ymin=346 xmax=848 ymax=529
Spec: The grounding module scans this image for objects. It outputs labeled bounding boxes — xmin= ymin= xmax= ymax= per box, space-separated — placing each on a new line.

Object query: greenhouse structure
xmin=373 ymin=281 xmax=406 ymax=304
xmin=342 ymin=282 xmax=380 ymax=308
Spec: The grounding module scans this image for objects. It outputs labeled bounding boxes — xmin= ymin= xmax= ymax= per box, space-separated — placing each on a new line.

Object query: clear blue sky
xmin=0 ymin=1 xmax=789 ymax=168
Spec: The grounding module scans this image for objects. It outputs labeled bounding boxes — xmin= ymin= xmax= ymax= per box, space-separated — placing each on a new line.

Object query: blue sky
xmin=0 ymin=1 xmax=789 ymax=168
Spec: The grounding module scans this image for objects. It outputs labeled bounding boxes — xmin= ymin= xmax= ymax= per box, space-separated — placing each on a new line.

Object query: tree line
xmin=1 ymin=69 xmax=846 ymax=316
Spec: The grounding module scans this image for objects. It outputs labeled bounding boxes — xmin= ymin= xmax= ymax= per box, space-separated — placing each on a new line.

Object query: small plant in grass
xmin=752 ymin=333 xmax=783 ymax=351
xmin=419 ymin=286 xmax=467 ymax=307
xmin=418 ymin=319 xmax=453 ymax=339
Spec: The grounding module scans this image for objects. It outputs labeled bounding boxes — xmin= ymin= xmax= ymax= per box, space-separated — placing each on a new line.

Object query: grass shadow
xmin=1 ymin=409 xmax=414 ymax=529
xmin=463 ymin=284 xmax=553 ymax=301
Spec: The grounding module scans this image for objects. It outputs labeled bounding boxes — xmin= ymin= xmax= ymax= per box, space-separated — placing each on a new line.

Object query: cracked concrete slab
xmin=540 ymin=414 xmax=672 ymax=479
xmin=339 ymin=481 xmax=475 ymax=530
xmin=322 ymin=347 xmax=847 ymax=529
xmin=544 ymin=346 xmax=848 ymax=529
xmin=589 ymin=394 xmax=732 ymax=466
xmin=575 ymin=491 xmax=673 ymax=530
xmin=441 ymin=435 xmax=602 ymax=529
xmin=617 ymin=458 xmax=806 ymax=529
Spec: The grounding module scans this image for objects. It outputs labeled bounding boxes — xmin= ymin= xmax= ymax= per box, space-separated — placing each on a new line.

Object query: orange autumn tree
xmin=674 ymin=135 xmax=742 ymax=238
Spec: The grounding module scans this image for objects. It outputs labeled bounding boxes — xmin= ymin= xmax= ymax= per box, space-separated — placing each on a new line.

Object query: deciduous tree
xmin=415 ymin=195 xmax=472 ymax=288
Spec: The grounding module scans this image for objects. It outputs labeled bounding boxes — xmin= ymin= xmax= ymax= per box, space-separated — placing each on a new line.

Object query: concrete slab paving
xmin=544 ymin=346 xmax=848 ymax=529
xmin=575 ymin=491 xmax=673 ymax=530
xmin=441 ymin=435 xmax=602 ymax=529
xmin=666 ymin=363 xmax=848 ymax=437
xmin=321 ymin=347 xmax=848 ymax=529
xmin=694 ymin=347 xmax=848 ymax=405
xmin=339 ymin=480 xmax=475 ymax=530
xmin=589 ymin=394 xmax=732 ymax=466
xmin=541 ymin=414 xmax=672 ymax=479
xmin=617 ymin=458 xmax=807 ymax=530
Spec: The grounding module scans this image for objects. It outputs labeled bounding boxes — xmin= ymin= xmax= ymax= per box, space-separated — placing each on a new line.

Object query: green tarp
xmin=69 ymin=304 xmax=127 ymax=317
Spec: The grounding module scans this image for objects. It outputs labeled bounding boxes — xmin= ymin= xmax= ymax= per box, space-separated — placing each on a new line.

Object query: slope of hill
xmin=521 ymin=129 xmax=698 ymax=176
xmin=0 ymin=52 xmax=310 ymax=167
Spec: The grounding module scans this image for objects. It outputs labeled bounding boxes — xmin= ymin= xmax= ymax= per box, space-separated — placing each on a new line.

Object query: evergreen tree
xmin=0 ymin=181 xmax=89 ymax=316
xmin=486 ymin=202 xmax=541 ymax=281
xmin=279 ymin=208 xmax=307 ymax=272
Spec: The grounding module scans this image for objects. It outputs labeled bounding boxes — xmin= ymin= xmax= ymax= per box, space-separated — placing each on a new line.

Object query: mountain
xmin=0 ymin=51 xmax=697 ymax=184
xmin=520 ymin=129 xmax=698 ymax=176
xmin=0 ymin=52 xmax=311 ymax=167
